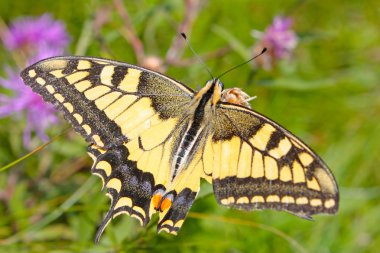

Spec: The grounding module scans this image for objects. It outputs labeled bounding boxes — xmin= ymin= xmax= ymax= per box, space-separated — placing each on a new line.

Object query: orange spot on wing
xmin=160 ymin=198 xmax=172 ymax=212
xmin=152 ymin=194 xmax=163 ymax=210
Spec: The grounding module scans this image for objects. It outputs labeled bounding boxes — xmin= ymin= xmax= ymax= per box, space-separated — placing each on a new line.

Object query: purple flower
xmin=0 ymin=14 xmax=70 ymax=147
xmin=3 ymin=14 xmax=70 ymax=58
xmin=252 ymin=16 xmax=298 ymax=69
xmin=0 ymin=69 xmax=58 ymax=146
xmin=262 ymin=16 xmax=298 ymax=58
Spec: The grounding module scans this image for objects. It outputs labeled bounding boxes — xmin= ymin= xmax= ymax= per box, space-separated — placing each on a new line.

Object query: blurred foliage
xmin=0 ymin=0 xmax=379 ymax=252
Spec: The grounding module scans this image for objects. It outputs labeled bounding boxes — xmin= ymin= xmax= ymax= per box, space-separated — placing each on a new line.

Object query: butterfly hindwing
xmin=124 ymin=116 xmax=204 ymax=234
xmin=87 ymin=144 xmax=155 ymax=242
xmin=208 ymin=103 xmax=338 ymax=217
xmin=88 ymin=143 xmax=199 ymax=238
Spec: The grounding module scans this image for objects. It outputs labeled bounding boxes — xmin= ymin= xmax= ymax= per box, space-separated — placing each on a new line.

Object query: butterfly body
xmin=21 ymin=56 xmax=339 ymax=242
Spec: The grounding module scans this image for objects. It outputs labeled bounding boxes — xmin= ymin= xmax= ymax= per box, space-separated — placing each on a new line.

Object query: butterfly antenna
xmin=216 ymin=48 xmax=267 ymax=80
xmin=181 ymin=33 xmax=214 ymax=79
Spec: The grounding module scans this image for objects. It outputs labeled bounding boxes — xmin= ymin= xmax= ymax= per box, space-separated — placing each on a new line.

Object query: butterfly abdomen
xmin=172 ymin=122 xmax=206 ymax=179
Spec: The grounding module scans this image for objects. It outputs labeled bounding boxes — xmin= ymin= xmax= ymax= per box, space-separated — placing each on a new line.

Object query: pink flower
xmin=3 ymin=14 xmax=69 ymax=57
xmin=252 ymin=16 xmax=298 ymax=69
xmin=0 ymin=14 xmax=70 ymax=147
xmin=0 ymin=69 xmax=58 ymax=145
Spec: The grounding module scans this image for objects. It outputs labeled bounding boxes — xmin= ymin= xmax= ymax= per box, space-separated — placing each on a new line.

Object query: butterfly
xmin=21 ymin=56 xmax=339 ymax=242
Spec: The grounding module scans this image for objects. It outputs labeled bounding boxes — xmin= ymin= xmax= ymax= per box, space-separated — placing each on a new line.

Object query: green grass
xmin=1 ymin=0 xmax=379 ymax=252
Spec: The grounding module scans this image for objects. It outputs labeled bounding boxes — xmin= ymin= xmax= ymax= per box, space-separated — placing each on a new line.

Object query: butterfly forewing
xmin=21 ymin=56 xmax=194 ymax=148
xmin=209 ymin=103 xmax=339 ymax=217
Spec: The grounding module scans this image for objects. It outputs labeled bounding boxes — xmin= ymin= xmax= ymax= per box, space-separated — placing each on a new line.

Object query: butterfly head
xmin=195 ymin=79 xmax=224 ymax=107
xmin=211 ymin=79 xmax=224 ymax=106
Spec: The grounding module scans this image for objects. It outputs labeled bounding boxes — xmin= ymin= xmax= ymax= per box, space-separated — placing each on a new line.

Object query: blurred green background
xmin=0 ymin=0 xmax=379 ymax=252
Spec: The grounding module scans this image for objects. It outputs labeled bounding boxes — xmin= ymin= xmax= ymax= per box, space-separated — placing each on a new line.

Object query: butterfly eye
xmin=218 ymin=81 xmax=224 ymax=91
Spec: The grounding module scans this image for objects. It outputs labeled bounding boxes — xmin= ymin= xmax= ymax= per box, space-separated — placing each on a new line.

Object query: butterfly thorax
xmin=170 ymin=79 xmax=223 ymax=180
